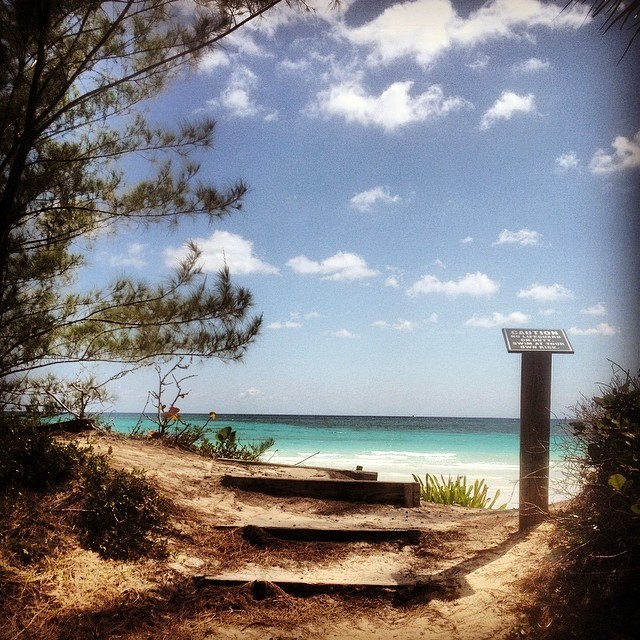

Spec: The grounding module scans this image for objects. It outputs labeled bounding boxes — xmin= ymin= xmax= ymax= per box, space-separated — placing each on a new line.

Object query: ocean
xmin=104 ymin=413 xmax=577 ymax=508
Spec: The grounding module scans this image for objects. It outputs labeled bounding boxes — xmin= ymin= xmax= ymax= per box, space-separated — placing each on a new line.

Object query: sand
xmin=67 ymin=432 xmax=556 ymax=639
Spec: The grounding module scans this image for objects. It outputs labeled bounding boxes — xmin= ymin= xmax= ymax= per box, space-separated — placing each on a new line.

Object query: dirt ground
xmin=30 ymin=432 xmax=558 ymax=640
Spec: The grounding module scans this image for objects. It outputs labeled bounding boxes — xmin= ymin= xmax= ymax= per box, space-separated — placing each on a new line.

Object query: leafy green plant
xmin=412 ymin=473 xmax=506 ymax=509
xmin=78 ymin=455 xmax=170 ymax=560
xmin=517 ymin=366 xmax=640 ymax=639
xmin=0 ymin=417 xmax=83 ymax=492
xmin=205 ymin=425 xmax=275 ymax=461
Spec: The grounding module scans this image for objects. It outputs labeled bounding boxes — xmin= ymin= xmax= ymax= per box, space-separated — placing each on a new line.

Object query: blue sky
xmin=88 ymin=0 xmax=639 ymax=417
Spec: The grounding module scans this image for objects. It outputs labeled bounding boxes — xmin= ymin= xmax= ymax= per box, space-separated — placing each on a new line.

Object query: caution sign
xmin=502 ymin=328 xmax=574 ymax=354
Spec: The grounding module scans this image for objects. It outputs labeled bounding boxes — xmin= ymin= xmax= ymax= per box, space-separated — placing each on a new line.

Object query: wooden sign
xmin=502 ymin=328 xmax=574 ymax=354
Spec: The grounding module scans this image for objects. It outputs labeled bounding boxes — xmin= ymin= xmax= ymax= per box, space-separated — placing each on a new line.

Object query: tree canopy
xmin=0 ymin=0 xmax=307 ymax=410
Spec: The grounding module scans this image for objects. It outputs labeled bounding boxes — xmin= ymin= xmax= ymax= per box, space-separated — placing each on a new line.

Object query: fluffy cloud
xmin=267 ymin=320 xmax=302 ymax=330
xmin=480 ymin=91 xmax=536 ymax=130
xmin=407 ymin=271 xmax=500 ymax=298
xmin=210 ymin=66 xmax=277 ymax=120
xmin=555 ymin=151 xmax=580 ymax=171
xmin=465 ymin=311 xmax=529 ymax=328
xmin=109 ymin=242 xmax=146 ymax=269
xmin=589 ymin=130 xmax=640 ymax=174
xmin=164 ymin=231 xmax=279 ymax=275
xmin=568 ymin=323 xmax=620 ymax=336
xmin=350 ymin=186 xmax=401 ymax=212
xmin=385 ymin=275 xmax=401 ymax=288
xmin=239 ymin=387 xmax=269 ymax=400
xmin=328 ymin=329 xmax=360 ymax=339
xmin=493 ymin=228 xmax=542 ymax=246
xmin=371 ymin=319 xmax=418 ymax=331
xmin=311 ymin=79 xmax=470 ymax=132
xmin=340 ymin=0 xmax=587 ymax=68
xmin=581 ymin=302 xmax=607 ymax=317
xmin=517 ymin=283 xmax=574 ymax=302
xmin=460 ymin=236 xmax=474 ymax=244
xmin=287 ymin=251 xmax=378 ymax=281
xmin=512 ymin=57 xmax=550 ymax=73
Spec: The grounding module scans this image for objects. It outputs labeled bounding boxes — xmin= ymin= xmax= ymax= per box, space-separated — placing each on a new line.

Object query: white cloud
xmin=268 ymin=320 xmax=302 ymax=330
xmin=480 ymin=91 xmax=536 ymax=130
xmin=492 ymin=228 xmax=543 ymax=246
xmin=434 ymin=258 xmax=446 ymax=268
xmin=555 ymin=151 xmax=580 ymax=171
xmin=340 ymin=0 xmax=588 ymax=68
xmin=467 ymin=54 xmax=490 ymax=70
xmin=216 ymin=66 xmax=261 ymax=117
xmin=287 ymin=251 xmax=378 ymax=281
xmin=372 ymin=319 xmax=418 ymax=331
xmin=460 ymin=236 xmax=474 ymax=244
xmin=581 ymin=302 xmax=607 ymax=317
xmin=209 ymin=66 xmax=277 ymax=120
xmin=426 ymin=312 xmax=439 ymax=324
xmin=385 ymin=275 xmax=401 ymax=288
xmin=239 ymin=387 xmax=269 ymax=400
xmin=465 ymin=311 xmax=530 ymax=328
xmin=350 ymin=186 xmax=401 ymax=212
xmin=198 ymin=50 xmax=231 ymax=72
xmin=512 ymin=57 xmax=550 ymax=73
xmin=311 ymin=79 xmax=471 ymax=132
xmin=164 ymin=231 xmax=279 ymax=275
xmin=568 ymin=323 xmax=620 ymax=336
xmin=517 ymin=283 xmax=574 ymax=302
xmin=407 ymin=271 xmax=500 ymax=298
xmin=109 ymin=242 xmax=146 ymax=269
xmin=589 ymin=130 xmax=640 ymax=174
xmin=328 ymin=328 xmax=360 ymax=339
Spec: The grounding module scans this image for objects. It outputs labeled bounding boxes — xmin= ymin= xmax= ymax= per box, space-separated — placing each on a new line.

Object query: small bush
xmin=0 ymin=416 xmax=171 ymax=563
xmin=0 ymin=417 xmax=83 ymax=492
xmin=78 ymin=455 xmax=170 ymax=560
xmin=520 ymin=367 xmax=640 ymax=639
xmin=204 ymin=425 xmax=275 ymax=461
xmin=413 ymin=473 xmax=506 ymax=509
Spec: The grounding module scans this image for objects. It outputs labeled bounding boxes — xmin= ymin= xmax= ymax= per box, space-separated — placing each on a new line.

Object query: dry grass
xmin=0 ymin=487 xmax=428 ymax=640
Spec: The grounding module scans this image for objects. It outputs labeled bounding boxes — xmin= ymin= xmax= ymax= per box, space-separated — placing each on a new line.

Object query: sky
xmin=86 ymin=0 xmax=639 ymax=418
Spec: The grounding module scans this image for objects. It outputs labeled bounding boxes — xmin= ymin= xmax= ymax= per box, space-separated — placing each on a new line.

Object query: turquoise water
xmin=104 ymin=413 xmax=575 ymax=508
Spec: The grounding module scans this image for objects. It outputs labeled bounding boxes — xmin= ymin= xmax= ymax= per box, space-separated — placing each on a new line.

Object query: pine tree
xmin=0 ymin=0 xmax=306 ymax=409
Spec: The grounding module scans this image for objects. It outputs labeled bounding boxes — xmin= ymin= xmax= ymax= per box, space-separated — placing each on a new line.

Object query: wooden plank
xmin=193 ymin=576 xmax=444 ymax=597
xmin=221 ymin=474 xmax=420 ymax=507
xmin=235 ymin=524 xmax=422 ymax=544
xmin=216 ymin=458 xmax=378 ymax=480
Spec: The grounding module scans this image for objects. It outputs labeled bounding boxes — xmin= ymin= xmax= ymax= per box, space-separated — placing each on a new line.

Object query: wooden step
xmin=217 ymin=458 xmax=378 ymax=480
xmin=221 ymin=524 xmax=422 ymax=544
xmin=221 ymin=474 xmax=420 ymax=508
xmin=193 ymin=576 xmax=450 ymax=599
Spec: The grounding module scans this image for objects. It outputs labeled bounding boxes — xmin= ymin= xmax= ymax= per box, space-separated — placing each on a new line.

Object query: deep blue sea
xmin=104 ymin=413 xmax=575 ymax=508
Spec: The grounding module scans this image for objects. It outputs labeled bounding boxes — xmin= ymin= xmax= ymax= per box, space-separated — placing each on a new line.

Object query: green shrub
xmin=204 ymin=425 xmax=275 ymax=461
xmin=522 ymin=367 xmax=640 ymax=639
xmin=78 ymin=455 xmax=170 ymax=560
xmin=0 ymin=416 xmax=171 ymax=563
xmin=412 ymin=473 xmax=506 ymax=509
xmin=0 ymin=417 xmax=83 ymax=492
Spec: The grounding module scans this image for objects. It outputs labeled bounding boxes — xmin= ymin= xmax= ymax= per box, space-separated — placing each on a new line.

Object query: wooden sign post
xmin=502 ymin=329 xmax=574 ymax=531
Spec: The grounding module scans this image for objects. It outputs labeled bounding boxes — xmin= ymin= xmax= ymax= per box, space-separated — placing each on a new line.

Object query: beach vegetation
xmin=412 ymin=473 xmax=506 ymax=509
xmin=0 ymin=414 xmax=170 ymax=563
xmin=519 ymin=365 xmax=640 ymax=638
xmin=132 ymin=358 xmax=275 ymax=459
xmin=78 ymin=453 xmax=170 ymax=560
xmin=0 ymin=1 xmax=328 ymax=413
xmin=206 ymin=424 xmax=276 ymax=461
